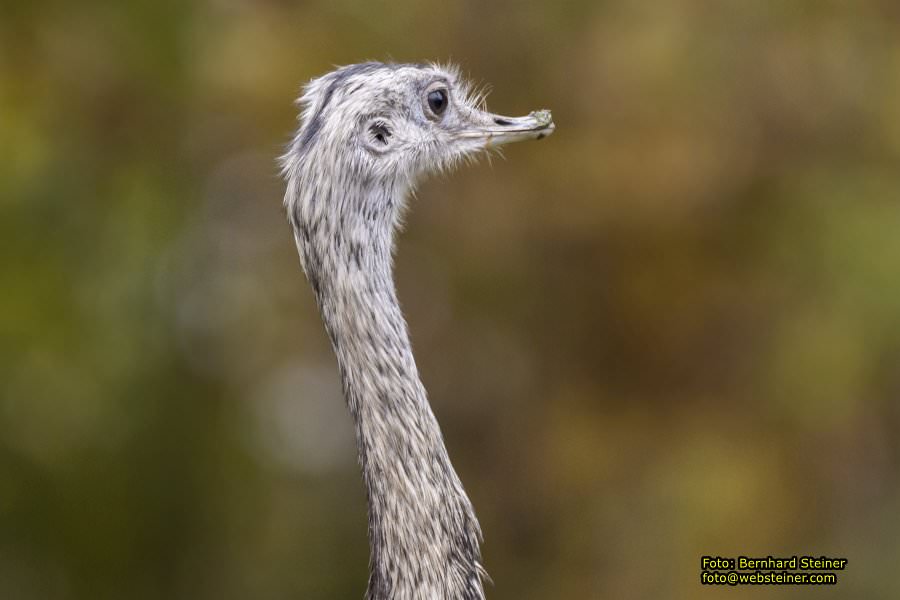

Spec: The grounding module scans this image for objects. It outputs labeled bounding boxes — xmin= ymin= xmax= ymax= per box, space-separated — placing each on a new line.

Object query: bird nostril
xmin=493 ymin=118 xmax=513 ymax=126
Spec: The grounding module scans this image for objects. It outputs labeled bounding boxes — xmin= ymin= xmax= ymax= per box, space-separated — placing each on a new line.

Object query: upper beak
xmin=458 ymin=109 xmax=555 ymax=147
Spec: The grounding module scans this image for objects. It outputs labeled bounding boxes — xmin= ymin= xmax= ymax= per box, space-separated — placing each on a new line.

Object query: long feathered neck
xmin=284 ymin=160 xmax=486 ymax=600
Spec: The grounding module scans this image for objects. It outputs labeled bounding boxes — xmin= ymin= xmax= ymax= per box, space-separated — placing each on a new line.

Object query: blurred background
xmin=2 ymin=0 xmax=900 ymax=598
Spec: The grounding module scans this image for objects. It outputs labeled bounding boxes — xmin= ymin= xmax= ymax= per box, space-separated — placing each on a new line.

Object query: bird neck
xmin=289 ymin=178 xmax=486 ymax=600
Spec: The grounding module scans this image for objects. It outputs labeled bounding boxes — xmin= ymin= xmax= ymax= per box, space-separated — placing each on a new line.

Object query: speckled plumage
xmin=280 ymin=62 xmax=553 ymax=600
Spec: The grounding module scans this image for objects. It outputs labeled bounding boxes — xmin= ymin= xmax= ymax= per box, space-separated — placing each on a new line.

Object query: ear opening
xmin=369 ymin=121 xmax=392 ymax=145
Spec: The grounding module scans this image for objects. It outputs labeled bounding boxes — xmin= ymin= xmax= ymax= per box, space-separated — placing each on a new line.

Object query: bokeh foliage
xmin=2 ymin=1 xmax=900 ymax=598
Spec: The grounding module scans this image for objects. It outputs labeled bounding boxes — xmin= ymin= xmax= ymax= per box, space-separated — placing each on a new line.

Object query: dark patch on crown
xmin=299 ymin=62 xmax=386 ymax=152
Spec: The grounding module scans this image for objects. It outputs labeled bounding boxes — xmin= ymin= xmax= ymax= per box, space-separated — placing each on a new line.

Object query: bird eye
xmin=427 ymin=89 xmax=448 ymax=116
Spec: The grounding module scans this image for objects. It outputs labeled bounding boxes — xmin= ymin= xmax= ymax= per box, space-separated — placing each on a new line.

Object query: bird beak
xmin=457 ymin=109 xmax=555 ymax=147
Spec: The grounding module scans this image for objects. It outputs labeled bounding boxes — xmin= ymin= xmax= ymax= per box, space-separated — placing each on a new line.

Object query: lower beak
xmin=458 ymin=109 xmax=555 ymax=147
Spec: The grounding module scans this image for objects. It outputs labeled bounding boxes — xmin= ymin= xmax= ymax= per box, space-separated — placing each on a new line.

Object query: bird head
xmin=282 ymin=62 xmax=555 ymax=188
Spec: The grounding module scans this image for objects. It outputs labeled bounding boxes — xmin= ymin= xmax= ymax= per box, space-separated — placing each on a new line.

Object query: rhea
xmin=280 ymin=62 xmax=554 ymax=599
